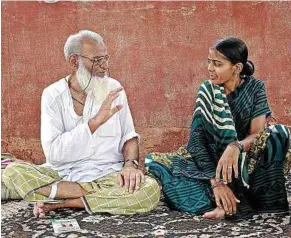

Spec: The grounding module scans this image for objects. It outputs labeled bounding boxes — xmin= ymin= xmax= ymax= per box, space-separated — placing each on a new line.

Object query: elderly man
xmin=3 ymin=30 xmax=160 ymax=217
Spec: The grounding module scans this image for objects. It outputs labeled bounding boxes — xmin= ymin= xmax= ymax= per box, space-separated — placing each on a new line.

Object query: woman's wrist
xmin=229 ymin=141 xmax=244 ymax=153
xmin=210 ymin=179 xmax=222 ymax=190
xmin=211 ymin=181 xmax=223 ymax=190
xmin=210 ymin=178 xmax=217 ymax=185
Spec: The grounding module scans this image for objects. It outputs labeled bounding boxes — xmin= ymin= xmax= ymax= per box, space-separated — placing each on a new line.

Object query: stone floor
xmin=2 ymin=175 xmax=291 ymax=238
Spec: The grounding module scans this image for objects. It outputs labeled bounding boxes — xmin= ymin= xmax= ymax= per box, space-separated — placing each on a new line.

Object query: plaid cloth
xmin=80 ymin=173 xmax=160 ymax=214
xmin=2 ymin=162 xmax=160 ymax=215
xmin=1 ymin=153 xmax=22 ymax=200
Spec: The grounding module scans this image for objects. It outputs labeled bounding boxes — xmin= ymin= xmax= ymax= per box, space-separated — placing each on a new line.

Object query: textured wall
xmin=2 ymin=1 xmax=291 ymax=164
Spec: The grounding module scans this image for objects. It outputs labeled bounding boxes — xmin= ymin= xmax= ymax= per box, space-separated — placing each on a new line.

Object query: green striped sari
xmin=146 ymin=77 xmax=291 ymax=218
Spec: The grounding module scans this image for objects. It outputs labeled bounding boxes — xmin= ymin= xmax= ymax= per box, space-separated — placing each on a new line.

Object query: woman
xmin=145 ymin=37 xmax=291 ymax=219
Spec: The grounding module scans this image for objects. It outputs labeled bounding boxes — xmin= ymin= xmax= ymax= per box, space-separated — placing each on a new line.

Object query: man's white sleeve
xmin=118 ymin=90 xmax=140 ymax=152
xmin=41 ymin=89 xmax=94 ymax=167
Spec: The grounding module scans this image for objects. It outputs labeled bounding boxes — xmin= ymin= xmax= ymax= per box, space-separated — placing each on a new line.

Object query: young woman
xmin=146 ymin=37 xmax=291 ymax=219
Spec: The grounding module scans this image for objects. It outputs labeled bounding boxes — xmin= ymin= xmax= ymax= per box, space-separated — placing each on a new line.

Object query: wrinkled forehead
xmin=81 ymin=37 xmax=108 ymax=57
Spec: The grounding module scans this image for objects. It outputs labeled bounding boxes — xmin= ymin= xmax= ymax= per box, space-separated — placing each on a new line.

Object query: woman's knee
xmin=262 ymin=124 xmax=291 ymax=164
xmin=267 ymin=124 xmax=290 ymax=146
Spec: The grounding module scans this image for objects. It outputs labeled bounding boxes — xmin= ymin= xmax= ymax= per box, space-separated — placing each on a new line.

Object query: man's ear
xmin=68 ymin=55 xmax=79 ymax=70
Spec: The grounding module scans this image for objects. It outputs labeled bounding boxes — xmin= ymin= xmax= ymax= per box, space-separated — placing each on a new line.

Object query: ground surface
xmin=2 ymin=175 xmax=291 ymax=238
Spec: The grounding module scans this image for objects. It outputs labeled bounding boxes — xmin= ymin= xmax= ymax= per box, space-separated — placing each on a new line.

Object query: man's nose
xmin=100 ymin=60 xmax=109 ymax=69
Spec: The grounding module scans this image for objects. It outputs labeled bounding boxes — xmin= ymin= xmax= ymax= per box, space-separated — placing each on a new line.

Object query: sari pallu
xmin=146 ymin=78 xmax=291 ymax=218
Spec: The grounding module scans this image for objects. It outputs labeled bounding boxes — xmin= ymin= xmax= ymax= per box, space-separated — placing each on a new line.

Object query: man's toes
xmin=39 ymin=206 xmax=45 ymax=213
xmin=39 ymin=211 xmax=46 ymax=218
xmin=38 ymin=206 xmax=46 ymax=218
xmin=33 ymin=202 xmax=49 ymax=218
xmin=33 ymin=205 xmax=39 ymax=217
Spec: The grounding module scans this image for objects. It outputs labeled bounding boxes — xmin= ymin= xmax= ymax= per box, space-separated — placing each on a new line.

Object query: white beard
xmin=76 ymin=61 xmax=109 ymax=104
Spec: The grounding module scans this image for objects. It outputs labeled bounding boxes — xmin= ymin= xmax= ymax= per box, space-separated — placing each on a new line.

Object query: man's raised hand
xmin=89 ymin=87 xmax=123 ymax=132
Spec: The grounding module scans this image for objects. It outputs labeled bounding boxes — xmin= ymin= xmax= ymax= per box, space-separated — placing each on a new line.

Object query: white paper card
xmin=51 ymin=219 xmax=81 ymax=234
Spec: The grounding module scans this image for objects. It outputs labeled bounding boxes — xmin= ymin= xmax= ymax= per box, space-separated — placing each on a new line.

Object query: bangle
xmin=211 ymin=182 xmax=222 ymax=190
xmin=229 ymin=141 xmax=244 ymax=153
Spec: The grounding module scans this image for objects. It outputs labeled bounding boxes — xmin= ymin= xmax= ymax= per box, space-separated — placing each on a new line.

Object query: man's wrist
xmin=88 ymin=119 xmax=101 ymax=133
xmin=123 ymin=159 xmax=139 ymax=169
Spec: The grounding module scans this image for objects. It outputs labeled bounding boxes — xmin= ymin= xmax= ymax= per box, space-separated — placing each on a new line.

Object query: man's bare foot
xmin=33 ymin=202 xmax=64 ymax=218
xmin=203 ymin=207 xmax=226 ymax=220
xmin=33 ymin=199 xmax=84 ymax=218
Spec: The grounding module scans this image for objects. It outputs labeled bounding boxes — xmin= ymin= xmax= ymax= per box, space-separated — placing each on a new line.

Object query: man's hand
xmin=215 ymin=145 xmax=240 ymax=184
xmin=212 ymin=181 xmax=240 ymax=215
xmin=117 ymin=167 xmax=145 ymax=193
xmin=89 ymin=87 xmax=123 ymax=132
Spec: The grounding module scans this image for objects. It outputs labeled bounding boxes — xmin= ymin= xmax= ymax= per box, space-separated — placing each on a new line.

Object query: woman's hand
xmin=211 ymin=180 xmax=240 ymax=215
xmin=215 ymin=145 xmax=240 ymax=184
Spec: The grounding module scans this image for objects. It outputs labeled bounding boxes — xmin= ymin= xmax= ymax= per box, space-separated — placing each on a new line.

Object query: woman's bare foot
xmin=203 ymin=207 xmax=226 ymax=219
xmin=33 ymin=202 xmax=64 ymax=218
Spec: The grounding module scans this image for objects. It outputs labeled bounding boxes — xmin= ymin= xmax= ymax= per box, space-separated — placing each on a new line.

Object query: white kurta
xmin=40 ymin=76 xmax=139 ymax=182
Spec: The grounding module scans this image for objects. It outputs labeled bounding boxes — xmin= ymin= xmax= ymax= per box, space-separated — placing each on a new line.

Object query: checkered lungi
xmin=2 ymin=161 xmax=160 ymax=215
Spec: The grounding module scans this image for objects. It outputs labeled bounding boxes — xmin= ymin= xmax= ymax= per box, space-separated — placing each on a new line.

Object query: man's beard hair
xmin=76 ymin=61 xmax=109 ymax=104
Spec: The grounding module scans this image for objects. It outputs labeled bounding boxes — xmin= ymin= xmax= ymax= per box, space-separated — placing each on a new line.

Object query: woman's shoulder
xmin=196 ymin=80 xmax=211 ymax=92
xmin=199 ymin=80 xmax=211 ymax=87
xmin=245 ymin=76 xmax=266 ymax=87
xmin=198 ymin=80 xmax=219 ymax=90
xmin=241 ymin=76 xmax=267 ymax=95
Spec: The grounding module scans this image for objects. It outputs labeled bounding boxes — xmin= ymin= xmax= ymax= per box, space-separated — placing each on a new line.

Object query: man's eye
xmin=94 ymin=58 xmax=104 ymax=63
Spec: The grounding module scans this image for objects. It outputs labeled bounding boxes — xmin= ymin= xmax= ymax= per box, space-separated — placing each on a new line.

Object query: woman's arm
xmin=240 ymin=114 xmax=266 ymax=152
xmin=212 ymin=115 xmax=267 ymax=214
xmin=215 ymin=114 xmax=267 ymax=183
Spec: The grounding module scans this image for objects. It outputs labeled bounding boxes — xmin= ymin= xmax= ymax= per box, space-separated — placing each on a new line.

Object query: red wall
xmin=2 ymin=1 xmax=291 ymax=164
